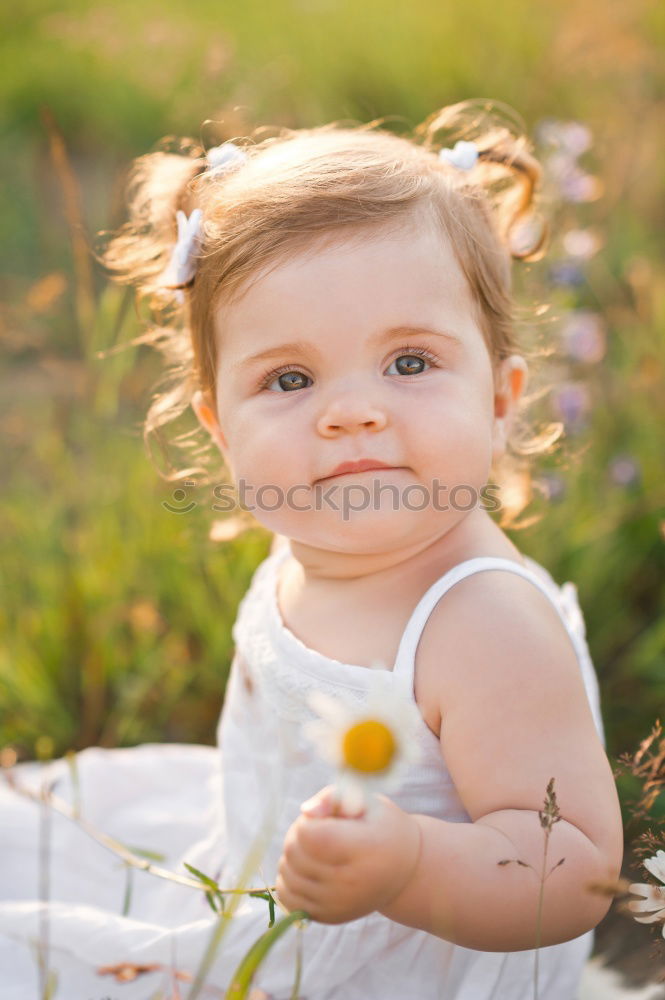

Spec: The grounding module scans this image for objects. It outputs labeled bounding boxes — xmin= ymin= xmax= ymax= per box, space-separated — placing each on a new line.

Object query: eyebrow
xmin=233 ymin=325 xmax=463 ymax=372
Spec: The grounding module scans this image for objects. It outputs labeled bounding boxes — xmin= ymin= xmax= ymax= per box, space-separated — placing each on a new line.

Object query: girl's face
xmin=197 ymin=221 xmax=525 ymax=555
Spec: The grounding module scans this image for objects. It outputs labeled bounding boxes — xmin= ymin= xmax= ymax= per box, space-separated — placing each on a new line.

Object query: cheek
xmin=417 ymin=396 xmax=495 ymax=479
xmin=225 ymin=414 xmax=305 ymax=486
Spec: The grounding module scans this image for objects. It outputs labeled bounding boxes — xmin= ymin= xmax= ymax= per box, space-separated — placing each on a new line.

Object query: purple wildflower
xmin=537 ymin=474 xmax=566 ymax=503
xmin=549 ymin=260 xmax=586 ymax=287
xmin=608 ymin=455 xmax=641 ymax=488
xmin=561 ymin=311 xmax=607 ymax=364
xmin=552 ymin=382 xmax=592 ymax=429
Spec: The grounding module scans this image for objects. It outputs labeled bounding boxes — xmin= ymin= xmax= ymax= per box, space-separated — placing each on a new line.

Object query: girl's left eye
xmin=385 ymin=347 xmax=437 ymax=376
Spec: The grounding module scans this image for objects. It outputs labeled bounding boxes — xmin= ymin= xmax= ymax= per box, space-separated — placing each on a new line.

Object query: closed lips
xmin=322 ymin=460 xmax=401 ymax=479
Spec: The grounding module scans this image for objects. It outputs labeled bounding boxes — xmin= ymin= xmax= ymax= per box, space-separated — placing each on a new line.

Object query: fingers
xmin=300 ymin=786 xmax=340 ymax=818
xmin=301 ymin=785 xmax=365 ymax=819
xmin=280 ymin=839 xmax=327 ymax=883
xmin=275 ymin=865 xmax=319 ymax=914
xmin=285 ymin=813 xmax=353 ymax=866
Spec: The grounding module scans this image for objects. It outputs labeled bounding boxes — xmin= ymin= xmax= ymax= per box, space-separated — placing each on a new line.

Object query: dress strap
xmin=392 ymin=556 xmax=572 ymax=684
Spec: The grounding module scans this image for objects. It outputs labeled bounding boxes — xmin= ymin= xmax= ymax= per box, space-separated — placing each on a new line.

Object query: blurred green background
xmin=0 ymin=0 xmax=663 ymax=830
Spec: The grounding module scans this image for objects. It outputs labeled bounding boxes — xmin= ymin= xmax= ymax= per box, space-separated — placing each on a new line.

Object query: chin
xmin=284 ymin=509 xmax=453 ymax=555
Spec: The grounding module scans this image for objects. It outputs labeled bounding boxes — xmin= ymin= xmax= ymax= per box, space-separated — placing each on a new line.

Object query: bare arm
xmin=379 ymin=571 xmax=623 ymax=950
xmin=379 ymin=806 xmax=616 ymax=950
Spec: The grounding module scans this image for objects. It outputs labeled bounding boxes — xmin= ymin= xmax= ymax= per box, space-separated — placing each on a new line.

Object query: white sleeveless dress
xmin=0 ymin=546 xmax=604 ymax=999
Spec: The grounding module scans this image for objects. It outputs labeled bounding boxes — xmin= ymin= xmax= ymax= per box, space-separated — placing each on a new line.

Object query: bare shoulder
xmin=414 ymin=568 xmax=621 ymax=854
xmin=414 ymin=567 xmax=584 ymax=730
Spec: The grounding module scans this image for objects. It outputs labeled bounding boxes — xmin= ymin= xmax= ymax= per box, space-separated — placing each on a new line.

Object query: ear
xmin=492 ymin=355 xmax=528 ymax=460
xmin=191 ymin=389 xmax=229 ymax=458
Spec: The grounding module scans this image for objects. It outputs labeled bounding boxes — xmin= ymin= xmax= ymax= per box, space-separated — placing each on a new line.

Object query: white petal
xmin=628 ymin=882 xmax=665 ymax=924
xmin=643 ymin=851 xmax=665 ymax=885
xmin=366 ymin=681 xmax=410 ymax=721
xmin=628 ymin=882 xmax=654 ymax=899
xmin=301 ymin=721 xmax=340 ymax=763
xmin=628 ymin=902 xmax=665 ymax=919
xmin=632 ymin=911 xmax=665 ymax=925
xmin=371 ymin=755 xmax=410 ymax=795
xmin=401 ymin=738 xmax=422 ymax=765
xmin=628 ymin=883 xmax=665 ymax=912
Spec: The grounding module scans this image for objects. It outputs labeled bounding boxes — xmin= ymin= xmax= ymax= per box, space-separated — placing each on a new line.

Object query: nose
xmin=316 ymin=390 xmax=388 ymax=438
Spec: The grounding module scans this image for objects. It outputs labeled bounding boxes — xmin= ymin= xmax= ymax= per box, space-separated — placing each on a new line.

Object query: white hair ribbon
xmin=206 ymin=141 xmax=248 ymax=176
xmin=161 ymin=208 xmax=203 ymax=289
xmin=438 ymin=140 xmax=479 ymax=171
xmin=161 ymin=142 xmax=247 ymax=294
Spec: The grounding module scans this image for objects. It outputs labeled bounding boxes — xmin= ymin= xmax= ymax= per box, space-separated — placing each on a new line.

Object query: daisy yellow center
xmin=342 ymin=719 xmax=396 ymax=773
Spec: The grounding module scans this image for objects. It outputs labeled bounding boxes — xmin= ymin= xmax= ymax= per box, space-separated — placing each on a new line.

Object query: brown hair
xmin=100 ymin=100 xmax=562 ymax=523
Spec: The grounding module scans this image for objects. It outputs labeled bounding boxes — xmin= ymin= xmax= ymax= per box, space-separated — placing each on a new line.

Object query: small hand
xmin=275 ymin=785 xmax=421 ymax=924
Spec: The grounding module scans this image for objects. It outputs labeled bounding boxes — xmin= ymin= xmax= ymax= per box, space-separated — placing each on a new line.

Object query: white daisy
xmin=628 ymin=850 xmax=665 ymax=934
xmin=303 ymin=664 xmax=422 ymax=816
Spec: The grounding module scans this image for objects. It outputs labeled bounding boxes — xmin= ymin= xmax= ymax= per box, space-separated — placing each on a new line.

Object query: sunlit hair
xmin=100 ymin=99 xmax=563 ymax=526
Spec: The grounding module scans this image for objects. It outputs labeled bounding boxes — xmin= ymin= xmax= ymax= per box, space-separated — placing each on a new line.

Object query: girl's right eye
xmin=259 ymin=366 xmax=312 ymax=392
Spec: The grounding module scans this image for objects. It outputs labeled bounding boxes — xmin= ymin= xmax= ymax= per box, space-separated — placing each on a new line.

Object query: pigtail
xmin=98 ymin=139 xmax=215 ymax=482
xmin=100 ymin=137 xmax=207 ymax=306
xmin=416 ymin=100 xmax=558 ymax=527
xmin=415 ymin=99 xmax=547 ymax=261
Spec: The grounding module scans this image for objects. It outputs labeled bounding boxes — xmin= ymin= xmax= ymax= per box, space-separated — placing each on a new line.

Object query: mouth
xmin=318 ymin=460 xmax=403 ymax=481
